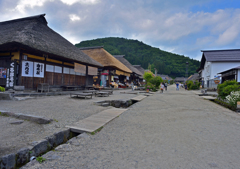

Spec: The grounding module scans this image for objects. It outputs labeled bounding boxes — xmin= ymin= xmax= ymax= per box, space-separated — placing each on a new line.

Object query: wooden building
xmin=133 ymin=65 xmax=145 ymax=83
xmin=114 ymin=55 xmax=143 ymax=84
xmin=0 ymin=14 xmax=102 ymax=89
xmin=79 ymin=46 xmax=132 ymax=87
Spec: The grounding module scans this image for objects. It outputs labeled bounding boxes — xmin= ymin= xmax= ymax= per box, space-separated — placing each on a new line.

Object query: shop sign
xmin=6 ymin=62 xmax=15 ymax=88
xmin=34 ymin=62 xmax=44 ymax=78
xmin=22 ymin=61 xmax=33 ymax=77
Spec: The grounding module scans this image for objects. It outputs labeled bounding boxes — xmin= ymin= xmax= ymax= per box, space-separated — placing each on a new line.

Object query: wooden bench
xmin=85 ymin=85 xmax=94 ymax=90
xmin=37 ymin=83 xmax=49 ymax=93
xmin=95 ymin=92 xmax=109 ymax=97
xmin=83 ymin=90 xmax=97 ymax=94
xmin=70 ymin=93 xmax=93 ymax=99
xmin=62 ymin=86 xmax=82 ymax=91
xmin=103 ymin=90 xmax=113 ymax=95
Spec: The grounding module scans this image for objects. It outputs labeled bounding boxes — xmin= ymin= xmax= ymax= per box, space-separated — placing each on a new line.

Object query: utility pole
xmin=185 ymin=62 xmax=189 ymax=79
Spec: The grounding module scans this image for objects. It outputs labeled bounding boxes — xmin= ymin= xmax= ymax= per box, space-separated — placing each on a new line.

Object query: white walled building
xmin=198 ymin=49 xmax=240 ymax=87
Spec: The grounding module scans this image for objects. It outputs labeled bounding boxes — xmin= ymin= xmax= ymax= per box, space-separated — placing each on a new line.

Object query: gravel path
xmin=21 ymin=85 xmax=240 ymax=169
xmin=0 ymin=90 xmax=138 ymax=157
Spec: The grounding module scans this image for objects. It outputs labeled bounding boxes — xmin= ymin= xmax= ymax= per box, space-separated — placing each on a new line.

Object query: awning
xmin=115 ymin=70 xmax=130 ymax=77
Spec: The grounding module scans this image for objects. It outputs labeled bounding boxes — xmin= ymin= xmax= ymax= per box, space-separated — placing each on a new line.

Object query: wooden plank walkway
xmin=66 ymin=108 xmax=127 ymax=133
xmin=131 ymin=95 xmax=147 ymax=102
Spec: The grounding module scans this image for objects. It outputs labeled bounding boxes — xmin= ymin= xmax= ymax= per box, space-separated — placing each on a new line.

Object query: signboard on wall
xmin=22 ymin=61 xmax=33 ymax=77
xmin=34 ymin=62 xmax=44 ymax=78
xmin=6 ymin=62 xmax=15 ymax=88
xmin=74 ymin=63 xmax=86 ymax=74
xmin=22 ymin=61 xmax=45 ymax=78
xmin=88 ymin=66 xmax=98 ymax=75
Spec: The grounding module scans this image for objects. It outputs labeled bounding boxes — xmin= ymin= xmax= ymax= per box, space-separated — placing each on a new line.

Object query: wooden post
xmin=18 ymin=51 xmax=22 ymax=86
xmin=85 ymin=65 xmax=88 ymax=87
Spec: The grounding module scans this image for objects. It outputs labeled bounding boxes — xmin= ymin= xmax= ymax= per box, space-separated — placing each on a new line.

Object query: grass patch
xmin=212 ymin=99 xmax=236 ymax=111
xmin=36 ymin=157 xmax=46 ymax=163
xmin=90 ymin=126 xmax=103 ymax=135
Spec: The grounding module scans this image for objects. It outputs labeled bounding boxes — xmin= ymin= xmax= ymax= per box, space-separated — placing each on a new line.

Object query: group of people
xmin=176 ymin=82 xmax=188 ymax=90
xmin=160 ymin=82 xmax=168 ymax=93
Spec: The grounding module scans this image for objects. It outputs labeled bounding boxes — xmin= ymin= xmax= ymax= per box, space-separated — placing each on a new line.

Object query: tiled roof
xmin=202 ymin=49 xmax=240 ymax=62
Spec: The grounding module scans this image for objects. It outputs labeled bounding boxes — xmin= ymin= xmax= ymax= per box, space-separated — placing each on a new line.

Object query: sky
xmin=1 ymin=0 xmax=240 ymax=61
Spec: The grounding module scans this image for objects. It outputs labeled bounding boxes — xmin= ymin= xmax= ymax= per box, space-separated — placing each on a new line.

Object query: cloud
xmin=215 ymin=26 xmax=239 ymax=45
xmin=60 ymin=0 xmax=100 ymax=5
xmin=69 ymin=14 xmax=81 ymax=21
xmin=1 ymin=0 xmax=240 ymax=61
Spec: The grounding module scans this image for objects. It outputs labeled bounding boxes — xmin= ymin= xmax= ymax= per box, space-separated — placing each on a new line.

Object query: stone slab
xmin=66 ymin=108 xmax=127 ymax=133
xmin=201 ymin=96 xmax=217 ymax=100
xmin=131 ymin=95 xmax=147 ymax=102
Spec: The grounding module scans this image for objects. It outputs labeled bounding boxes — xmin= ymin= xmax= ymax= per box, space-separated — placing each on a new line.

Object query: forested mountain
xmin=75 ymin=37 xmax=200 ymax=78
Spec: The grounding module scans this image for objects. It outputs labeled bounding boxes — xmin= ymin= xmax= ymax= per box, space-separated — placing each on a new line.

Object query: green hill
xmin=75 ymin=37 xmax=200 ymax=78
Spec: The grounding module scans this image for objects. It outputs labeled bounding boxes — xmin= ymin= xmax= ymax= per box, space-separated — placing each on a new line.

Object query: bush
xmin=187 ymin=81 xmax=193 ymax=89
xmin=143 ymin=72 xmax=153 ymax=83
xmin=145 ymin=82 xmax=155 ymax=91
xmin=150 ymin=76 xmax=163 ymax=88
xmin=214 ymin=99 xmax=236 ymax=111
xmin=0 ymin=86 xmax=5 ymax=92
xmin=186 ymin=80 xmax=200 ymax=90
xmin=217 ymin=80 xmax=240 ymax=100
xmin=226 ymin=91 xmax=240 ymax=108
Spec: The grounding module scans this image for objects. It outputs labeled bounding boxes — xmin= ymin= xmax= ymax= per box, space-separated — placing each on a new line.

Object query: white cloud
xmin=69 ymin=14 xmax=81 ymax=21
xmin=215 ymin=25 xmax=239 ymax=45
xmin=1 ymin=0 xmax=240 ymax=60
xmin=60 ymin=0 xmax=100 ymax=5
xmin=15 ymin=0 xmax=50 ymax=13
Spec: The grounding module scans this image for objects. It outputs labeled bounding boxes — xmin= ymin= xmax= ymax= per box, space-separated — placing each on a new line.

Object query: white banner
xmin=34 ymin=62 xmax=44 ymax=78
xmin=22 ymin=61 xmax=33 ymax=77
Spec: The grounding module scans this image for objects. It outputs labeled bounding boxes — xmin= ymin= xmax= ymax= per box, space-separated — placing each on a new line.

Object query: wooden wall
xmin=22 ymin=73 xmax=86 ymax=89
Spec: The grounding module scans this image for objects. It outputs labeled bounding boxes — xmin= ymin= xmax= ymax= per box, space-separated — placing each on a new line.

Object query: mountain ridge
xmin=75 ymin=37 xmax=200 ymax=78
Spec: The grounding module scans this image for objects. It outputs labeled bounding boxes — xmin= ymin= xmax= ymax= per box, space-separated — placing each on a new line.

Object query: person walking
xmin=164 ymin=82 xmax=167 ymax=91
xmin=176 ymin=82 xmax=179 ymax=91
xmin=160 ymin=83 xmax=164 ymax=93
xmin=184 ymin=83 xmax=188 ymax=90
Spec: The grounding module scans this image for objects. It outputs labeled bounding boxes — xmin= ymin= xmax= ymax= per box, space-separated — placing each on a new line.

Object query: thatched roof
xmin=187 ymin=73 xmax=199 ymax=81
xmin=113 ymin=55 xmax=143 ymax=76
xmin=0 ymin=14 xmax=102 ymax=67
xmin=157 ymin=74 xmax=172 ymax=80
xmin=174 ymin=77 xmax=186 ymax=82
xmin=80 ymin=47 xmax=132 ymax=73
xmin=133 ymin=65 xmax=145 ymax=74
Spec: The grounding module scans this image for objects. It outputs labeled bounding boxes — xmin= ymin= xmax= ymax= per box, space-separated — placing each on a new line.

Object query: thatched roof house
xmin=0 ymin=14 xmax=102 ymax=89
xmin=157 ymin=74 xmax=173 ymax=80
xmin=174 ymin=77 xmax=186 ymax=83
xmin=80 ymin=46 xmax=132 ymax=75
xmin=0 ymin=14 xmax=102 ymax=67
xmin=113 ymin=55 xmax=143 ymax=77
xmin=133 ymin=65 xmax=145 ymax=75
xmin=187 ymin=73 xmax=199 ymax=81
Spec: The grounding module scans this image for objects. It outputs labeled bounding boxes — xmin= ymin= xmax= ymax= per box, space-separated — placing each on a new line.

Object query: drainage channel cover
xmin=66 ymin=108 xmax=128 ymax=133
xmin=131 ymin=95 xmax=147 ymax=102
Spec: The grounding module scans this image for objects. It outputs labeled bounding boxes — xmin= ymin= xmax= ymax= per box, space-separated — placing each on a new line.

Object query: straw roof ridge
xmin=79 ymin=46 xmax=104 ymax=50
xmin=0 ymin=14 xmax=48 ymax=25
xmin=133 ymin=65 xmax=145 ymax=74
xmin=113 ymin=55 xmax=125 ymax=58
xmin=113 ymin=55 xmax=143 ymax=76
xmin=0 ymin=14 xmax=102 ymax=67
xmin=80 ymin=47 xmax=132 ymax=73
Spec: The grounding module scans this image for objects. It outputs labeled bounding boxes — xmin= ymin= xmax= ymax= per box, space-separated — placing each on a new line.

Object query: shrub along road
xmin=24 ymin=85 xmax=240 ymax=169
